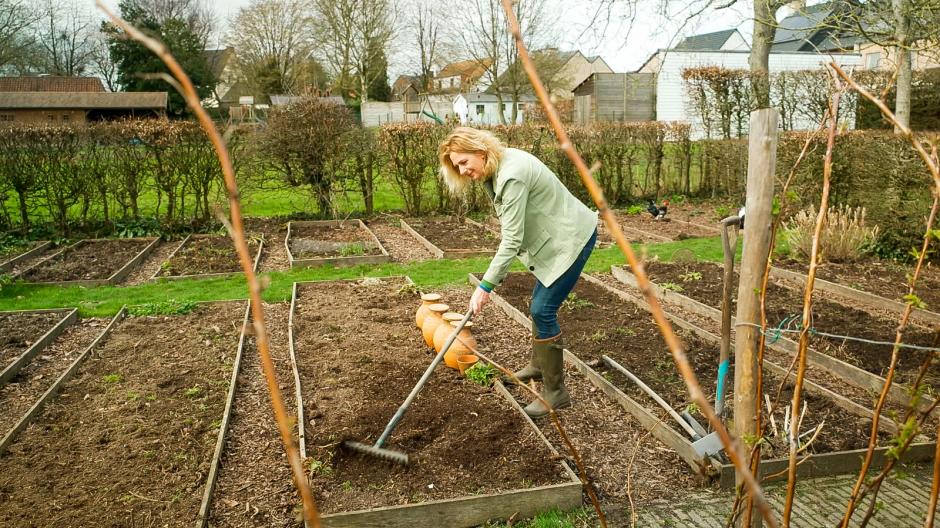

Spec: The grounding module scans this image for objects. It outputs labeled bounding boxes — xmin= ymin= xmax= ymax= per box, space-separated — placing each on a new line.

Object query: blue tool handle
xmin=715 ymin=358 xmax=730 ymax=417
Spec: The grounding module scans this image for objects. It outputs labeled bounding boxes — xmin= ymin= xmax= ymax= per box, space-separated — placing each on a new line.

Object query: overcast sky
xmin=95 ymin=0 xmax=758 ymax=76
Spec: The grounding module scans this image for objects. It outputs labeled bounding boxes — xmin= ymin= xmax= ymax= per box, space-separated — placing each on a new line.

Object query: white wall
xmin=655 ymin=50 xmax=861 ymax=137
xmin=360 ymin=97 xmax=455 ymax=127
xmin=464 ymin=100 xmax=525 ymax=125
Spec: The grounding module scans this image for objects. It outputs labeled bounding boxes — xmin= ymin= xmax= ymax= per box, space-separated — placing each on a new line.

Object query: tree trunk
xmin=16 ymin=191 xmax=29 ymax=232
xmin=893 ymin=0 xmax=912 ymax=129
xmin=749 ymin=0 xmax=776 ymax=110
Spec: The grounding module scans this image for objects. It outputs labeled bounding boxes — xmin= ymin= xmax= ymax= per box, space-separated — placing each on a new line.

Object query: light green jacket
xmin=481 ymin=148 xmax=597 ymax=288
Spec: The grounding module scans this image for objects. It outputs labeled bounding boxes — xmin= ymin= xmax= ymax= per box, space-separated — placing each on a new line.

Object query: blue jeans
xmin=530 ymin=230 xmax=597 ymax=339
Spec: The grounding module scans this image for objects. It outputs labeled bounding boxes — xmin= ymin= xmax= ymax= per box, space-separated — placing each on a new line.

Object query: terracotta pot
xmin=433 ymin=312 xmax=464 ymax=352
xmin=421 ymin=303 xmax=450 ymax=348
xmin=415 ymin=293 xmax=443 ymax=329
xmin=444 ymin=321 xmax=476 ymax=369
xmin=457 ymin=354 xmax=479 ymax=375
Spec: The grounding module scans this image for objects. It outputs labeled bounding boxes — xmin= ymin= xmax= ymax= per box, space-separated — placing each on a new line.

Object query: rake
xmin=343 ymin=308 xmax=474 ymax=465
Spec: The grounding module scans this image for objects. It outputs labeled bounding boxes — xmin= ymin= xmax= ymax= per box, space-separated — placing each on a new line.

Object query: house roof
xmin=675 ymin=29 xmax=738 ymax=50
xmin=772 ymin=2 xmax=861 ymax=52
xmin=437 ymin=59 xmax=492 ymax=79
xmin=459 ymin=92 xmax=536 ymax=103
xmin=204 ymin=47 xmax=234 ymax=79
xmin=0 ymin=92 xmax=167 ymax=110
xmin=0 ymin=76 xmax=105 ymax=93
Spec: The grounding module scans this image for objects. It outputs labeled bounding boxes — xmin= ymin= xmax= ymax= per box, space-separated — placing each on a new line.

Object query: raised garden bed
xmin=0 ymin=301 xmax=246 ymax=526
xmin=18 ymin=237 xmax=159 ymax=286
xmin=475 ymin=272 xmax=932 ymax=487
xmin=290 ymin=277 xmax=580 ymax=527
xmin=286 ymin=219 xmax=391 ymax=268
xmin=401 ymin=216 xmax=498 ymax=259
xmin=773 ymin=259 xmax=940 ymax=327
xmin=0 ymin=241 xmax=52 ymax=273
xmin=155 ymin=234 xmax=262 ymax=280
xmin=599 ymin=211 xmax=719 ymax=243
xmin=0 ymin=308 xmax=76 ymax=386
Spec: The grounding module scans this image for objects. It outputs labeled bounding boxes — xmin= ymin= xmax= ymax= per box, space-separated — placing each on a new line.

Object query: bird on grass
xmin=646 ymin=199 xmax=669 ymax=220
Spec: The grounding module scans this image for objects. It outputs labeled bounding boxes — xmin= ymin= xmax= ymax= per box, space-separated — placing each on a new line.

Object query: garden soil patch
xmin=601 ymin=211 xmax=718 ymax=242
xmin=245 ymin=217 xmax=290 ymax=272
xmin=292 ymin=279 xmax=566 ymax=514
xmin=0 ymin=302 xmax=244 ymax=527
xmin=636 ymin=261 xmax=938 ymax=386
xmin=209 ymin=302 xmax=300 ymax=528
xmin=364 ymin=216 xmax=433 ymax=262
xmin=405 ymin=217 xmax=499 ymax=251
xmin=161 ymin=235 xmax=260 ymax=277
xmin=123 ymin=239 xmax=185 ymax=285
xmin=0 ymin=240 xmax=44 ymax=262
xmin=0 ymin=311 xmax=63 ymax=370
xmin=22 ymin=238 xmax=151 ymax=282
xmin=441 ymin=285 xmax=703 ymax=507
xmin=289 ymin=222 xmax=384 ymax=258
xmin=1 ymin=245 xmax=58 ymax=276
xmin=489 ymin=273 xmax=883 ymax=457
xmin=0 ymin=318 xmax=106 ymax=438
xmin=777 ymin=258 xmax=940 ymax=314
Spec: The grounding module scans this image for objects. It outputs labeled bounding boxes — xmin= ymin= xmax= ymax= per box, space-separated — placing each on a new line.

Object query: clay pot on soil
xmin=421 ymin=303 xmax=450 ymax=348
xmin=415 ymin=293 xmax=443 ymax=328
xmin=444 ymin=321 xmax=476 ymax=369
xmin=457 ymin=354 xmax=479 ymax=375
xmin=433 ymin=312 xmax=464 ymax=352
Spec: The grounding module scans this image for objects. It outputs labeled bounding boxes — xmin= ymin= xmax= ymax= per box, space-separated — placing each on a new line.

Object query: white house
xmin=453 ymin=92 xmax=537 ymax=125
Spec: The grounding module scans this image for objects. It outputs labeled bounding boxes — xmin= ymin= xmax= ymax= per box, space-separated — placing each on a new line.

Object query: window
xmin=62 ymin=114 xmax=70 ymax=122
xmin=449 ymin=78 xmax=454 ymax=88
xmin=47 ymin=114 xmax=55 ymax=121
xmin=502 ymin=103 xmax=509 ymax=113
xmin=865 ymin=51 xmax=881 ymax=69
xmin=475 ymin=104 xmax=484 ymax=115
xmin=0 ymin=113 xmax=13 ymax=122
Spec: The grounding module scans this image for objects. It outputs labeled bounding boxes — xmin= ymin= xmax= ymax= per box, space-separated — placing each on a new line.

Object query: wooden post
xmin=734 ymin=108 xmax=778 ymax=527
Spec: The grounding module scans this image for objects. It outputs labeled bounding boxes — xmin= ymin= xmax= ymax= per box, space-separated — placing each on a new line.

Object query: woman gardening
xmin=439 ymin=127 xmax=598 ymax=419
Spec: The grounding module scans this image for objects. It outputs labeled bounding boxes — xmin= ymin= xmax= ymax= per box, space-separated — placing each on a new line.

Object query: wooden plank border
xmin=0 ymin=308 xmax=78 ymax=387
xmin=197 ymin=300 xmax=252 ymax=528
xmin=610 ymin=265 xmax=918 ymax=410
xmin=289 ymin=276 xmax=581 ymax=528
xmin=150 ymin=234 xmax=192 ymax=281
xmin=669 ymin=217 xmax=722 ymax=235
xmin=154 ymin=234 xmax=264 ymax=281
xmin=16 ymin=237 xmax=159 ymax=287
xmin=0 ymin=241 xmax=52 ymax=272
xmin=0 ymin=306 xmax=126 ymax=456
xmin=288 ymin=281 xmax=309 ymax=457
xmin=769 ymin=265 xmax=940 ymax=327
xmin=400 ymin=217 xmax=497 ymax=260
xmin=286 ymin=219 xmax=392 ymax=268
xmin=580 ymin=274 xmax=905 ymax=437
xmin=466 ymin=273 xmax=711 ymax=476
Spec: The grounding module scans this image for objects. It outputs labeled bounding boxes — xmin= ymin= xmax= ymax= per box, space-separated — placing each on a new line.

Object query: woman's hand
xmin=470 ymin=287 xmax=491 ymax=315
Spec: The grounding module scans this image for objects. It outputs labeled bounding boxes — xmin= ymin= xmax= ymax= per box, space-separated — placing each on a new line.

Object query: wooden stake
xmin=734 ymin=108 xmax=779 ymax=527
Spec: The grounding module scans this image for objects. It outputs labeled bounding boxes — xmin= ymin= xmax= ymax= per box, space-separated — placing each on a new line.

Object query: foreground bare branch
xmin=498 ymin=0 xmax=778 ymax=526
xmin=95 ymin=2 xmax=320 ymax=525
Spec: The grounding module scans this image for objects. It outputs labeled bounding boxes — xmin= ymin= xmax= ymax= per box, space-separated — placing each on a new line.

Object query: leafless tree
xmin=123 ymin=0 xmax=215 ymax=48
xmin=413 ymin=0 xmax=441 ymax=92
xmin=31 ymin=0 xmax=98 ymax=76
xmin=314 ymin=0 xmax=395 ymax=103
xmin=226 ymin=0 xmax=317 ymax=96
xmin=0 ymin=0 xmax=39 ymax=73
xmin=89 ymin=31 xmax=119 ymax=91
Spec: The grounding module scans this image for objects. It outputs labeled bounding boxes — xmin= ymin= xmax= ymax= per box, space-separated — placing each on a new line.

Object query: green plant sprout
xmin=679 ymin=271 xmax=702 ymax=282
xmin=660 ymin=282 xmax=684 ymax=293
xmin=465 ymin=362 xmax=498 ymax=386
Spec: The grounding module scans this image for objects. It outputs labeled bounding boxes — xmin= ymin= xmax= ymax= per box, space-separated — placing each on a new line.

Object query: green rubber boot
xmin=524 ymin=335 xmax=571 ymax=418
xmin=501 ymin=334 xmax=542 ymax=385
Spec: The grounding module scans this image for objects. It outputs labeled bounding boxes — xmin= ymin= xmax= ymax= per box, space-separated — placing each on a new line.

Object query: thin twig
xmin=497 ymin=1 xmax=777 ymax=526
xmin=94 ymin=3 xmax=320 ymax=525
xmin=831 ymin=62 xmax=940 ymax=528
xmin=783 ymin=66 xmax=843 ymax=527
xmin=925 ymin=422 xmax=940 ymax=528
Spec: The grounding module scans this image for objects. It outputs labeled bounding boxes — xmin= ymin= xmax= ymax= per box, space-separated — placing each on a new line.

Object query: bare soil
xmin=2 ymin=244 xmax=59 ymax=276
xmin=600 ymin=211 xmax=719 ymax=243
xmin=0 ymin=240 xmax=44 ymax=261
xmin=405 ymin=217 xmax=499 ymax=252
xmin=289 ymin=222 xmax=384 ymax=258
xmin=245 ymin=217 xmax=290 ymax=272
xmin=777 ymin=258 xmax=940 ymax=314
xmin=292 ymin=279 xmax=567 ymax=514
xmin=209 ymin=302 xmax=301 ymax=528
xmin=0 ymin=302 xmax=245 ymax=527
xmin=0 ymin=311 xmax=66 ymax=371
xmin=635 ymin=261 xmax=938 ymax=386
xmin=0 ymin=318 xmax=106 ymax=437
xmin=22 ymin=238 xmax=151 ymax=282
xmin=489 ymin=273 xmax=885 ymax=456
xmin=160 ymin=235 xmax=260 ymax=277
xmin=121 ymin=239 xmax=185 ymax=285
xmin=363 ymin=216 xmax=433 ymax=263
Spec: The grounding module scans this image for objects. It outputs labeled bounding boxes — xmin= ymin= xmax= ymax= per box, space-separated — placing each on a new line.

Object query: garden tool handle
xmin=374 ymin=308 xmax=474 ymax=449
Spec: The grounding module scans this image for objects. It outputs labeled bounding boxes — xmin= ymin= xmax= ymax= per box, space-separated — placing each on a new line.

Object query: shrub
xmin=782 ymin=204 xmax=879 ymax=263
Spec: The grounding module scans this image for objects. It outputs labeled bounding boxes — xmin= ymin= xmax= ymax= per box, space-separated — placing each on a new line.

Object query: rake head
xmin=342 ymin=441 xmax=410 ymax=465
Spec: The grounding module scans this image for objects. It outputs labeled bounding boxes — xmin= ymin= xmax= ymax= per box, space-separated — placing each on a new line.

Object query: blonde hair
xmin=438 ymin=127 xmax=505 ymax=194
